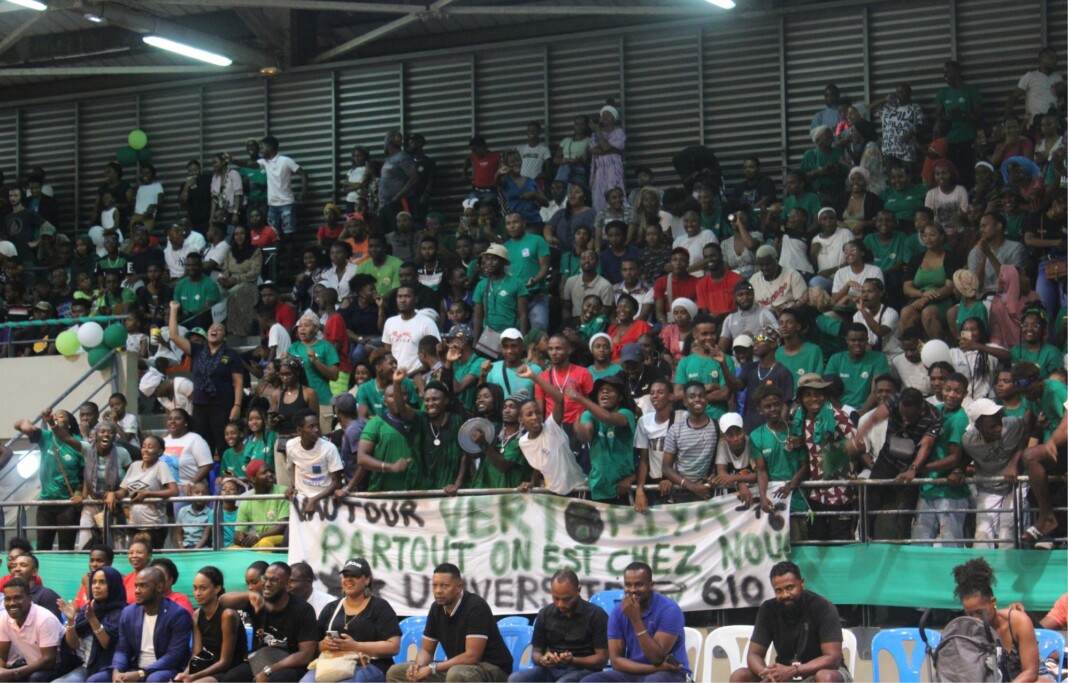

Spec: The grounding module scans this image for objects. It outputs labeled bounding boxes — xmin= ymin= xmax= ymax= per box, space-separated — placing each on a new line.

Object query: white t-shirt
xmin=134 ymin=182 xmax=164 ymax=214
xmin=345 ymin=166 xmax=366 ymax=204
xmin=258 ymin=154 xmax=301 ymax=206
xmin=634 ymin=411 xmax=683 ymax=479
xmin=318 ymin=262 xmax=358 ymax=300
xmin=852 ymin=305 xmax=901 ymax=355
xmin=159 ymin=377 xmax=195 ymax=413
xmin=164 ymin=242 xmax=200 ymax=280
xmin=204 ymin=241 xmax=231 ymax=278
xmin=811 ymin=228 xmax=854 ymax=273
xmin=891 ymin=354 xmax=932 ymax=396
xmin=1017 ymin=69 xmax=1064 ymax=121
xmin=116 ymin=412 xmax=141 ymax=447
xmin=516 ymin=143 xmax=552 ymax=179
xmin=672 ymin=230 xmax=717 ymax=268
xmin=140 ymin=612 xmax=159 ymax=667
xmin=286 ymin=437 xmax=344 ymax=497
xmin=162 ymin=431 xmax=213 ymax=486
xmin=832 ymin=263 xmax=884 ymax=297
xmin=714 ymin=439 xmax=752 ymax=471
xmin=519 ymin=415 xmax=586 ymax=495
xmin=268 ymin=323 xmax=292 ymax=356
xmin=751 ymin=267 xmax=806 ymax=311
xmin=779 ymin=235 xmax=813 ymax=274
xmin=857 ymin=409 xmax=887 ymax=470
xmin=382 ymin=314 xmax=440 ymax=374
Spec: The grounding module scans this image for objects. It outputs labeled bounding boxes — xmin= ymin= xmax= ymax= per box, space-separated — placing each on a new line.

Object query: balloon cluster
xmin=116 ymin=129 xmax=152 ymax=166
xmin=54 ymin=322 xmax=128 ymax=369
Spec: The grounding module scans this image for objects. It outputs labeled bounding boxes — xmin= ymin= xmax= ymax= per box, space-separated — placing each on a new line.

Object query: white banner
xmin=288 ymin=489 xmax=788 ymax=615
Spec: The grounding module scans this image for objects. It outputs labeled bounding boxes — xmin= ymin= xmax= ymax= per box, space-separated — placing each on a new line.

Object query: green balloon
xmin=116 ymin=147 xmax=137 ymax=166
xmin=136 ymin=148 xmax=153 ymax=162
xmin=103 ymin=323 xmax=128 ymax=350
xmin=87 ymin=346 xmax=113 ymax=370
xmin=128 ymin=129 xmax=148 ymax=150
xmin=56 ymin=330 xmax=80 ymax=357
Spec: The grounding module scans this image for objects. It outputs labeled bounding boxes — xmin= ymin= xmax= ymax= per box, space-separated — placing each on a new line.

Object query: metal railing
xmin=2 ymin=475 xmax=1062 ymax=554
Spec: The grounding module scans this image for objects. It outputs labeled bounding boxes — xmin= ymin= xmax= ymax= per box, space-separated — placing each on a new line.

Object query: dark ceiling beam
xmin=145 ymin=0 xmax=421 ymax=13
xmin=0 ymin=11 xmax=48 ymax=57
xmin=447 ymin=5 xmax=709 ymax=16
xmin=310 ymin=0 xmax=465 ymax=63
xmin=234 ymin=7 xmax=287 ymax=51
xmin=0 ymin=65 xmax=246 ymax=75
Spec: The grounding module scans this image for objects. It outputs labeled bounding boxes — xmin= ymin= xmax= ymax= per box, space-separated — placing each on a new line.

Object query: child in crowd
xmin=105 ymin=392 xmax=140 ymax=447
xmin=123 ymin=308 xmax=149 ymax=358
xmin=175 ymin=481 xmax=212 ymax=549
xmin=242 ymin=406 xmax=278 ymax=468
xmin=219 ymin=421 xmax=249 ymax=483
xmin=217 ymin=477 xmax=242 ymax=547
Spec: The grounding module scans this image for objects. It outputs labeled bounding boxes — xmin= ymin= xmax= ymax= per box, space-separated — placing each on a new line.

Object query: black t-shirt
xmin=738 ymin=361 xmax=795 ymax=432
xmin=130 ymin=246 xmax=166 ymax=278
xmin=137 ymin=284 xmax=174 ymax=326
xmin=731 ymin=176 xmax=778 ymax=208
xmin=317 ymin=596 xmax=402 ymax=673
xmin=253 ymin=594 xmax=319 ymax=655
xmin=751 ymin=590 xmax=842 ymax=666
xmin=532 ymin=598 xmax=608 ymax=659
xmin=190 ymin=342 xmax=244 ymax=406
xmin=186 ymin=172 xmax=214 ymax=228
xmin=424 ymin=592 xmax=512 ymax=672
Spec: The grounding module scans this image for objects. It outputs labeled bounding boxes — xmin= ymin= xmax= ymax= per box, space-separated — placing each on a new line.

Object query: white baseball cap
xmin=718 ymin=412 xmax=744 ymax=432
xmin=500 ymin=328 xmax=523 ymax=341
xmin=732 ymin=334 xmax=754 ymax=349
xmin=966 ymin=398 xmax=1003 ymax=423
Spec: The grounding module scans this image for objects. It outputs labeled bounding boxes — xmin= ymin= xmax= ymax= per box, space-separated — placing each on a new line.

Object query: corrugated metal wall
xmin=0 ymin=0 xmax=1061 ymax=234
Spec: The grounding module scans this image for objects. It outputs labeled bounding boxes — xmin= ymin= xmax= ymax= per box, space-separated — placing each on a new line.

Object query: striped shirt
xmin=663 ymin=413 xmax=718 ymax=481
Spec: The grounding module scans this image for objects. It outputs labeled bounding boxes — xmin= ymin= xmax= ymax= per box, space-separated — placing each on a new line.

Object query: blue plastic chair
xmin=399 ymin=616 xmax=427 ymax=633
xmin=872 ymin=628 xmax=942 ymax=683
xmin=1036 ymin=629 xmax=1066 ymax=672
xmin=499 ymin=624 xmax=534 ymax=672
xmin=590 ymin=589 xmax=624 ymax=614
xmin=498 ymin=616 xmax=531 ymax=626
xmin=394 ymin=624 xmax=446 ymax=664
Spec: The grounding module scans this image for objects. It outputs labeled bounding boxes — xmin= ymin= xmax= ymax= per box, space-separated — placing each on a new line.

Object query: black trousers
xmin=193 ymin=402 xmax=232 ymax=459
xmin=868 ymin=457 xmax=918 ymax=541
xmin=37 ymin=503 xmax=80 ymax=551
xmin=224 ymin=662 xmax=306 ymax=682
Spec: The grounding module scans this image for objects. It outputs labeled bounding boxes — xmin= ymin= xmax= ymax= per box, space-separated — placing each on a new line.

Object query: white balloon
xmin=920 ymin=339 xmax=951 ymax=367
xmin=77 ymin=321 xmax=104 ymax=349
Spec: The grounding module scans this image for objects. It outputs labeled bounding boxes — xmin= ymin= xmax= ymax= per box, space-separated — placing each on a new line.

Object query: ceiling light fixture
xmin=704 ymin=0 xmax=736 ymax=8
xmin=84 ymin=13 xmax=103 ymax=23
xmin=142 ymin=35 xmax=232 ymax=67
xmin=4 ymin=0 xmax=48 ymax=11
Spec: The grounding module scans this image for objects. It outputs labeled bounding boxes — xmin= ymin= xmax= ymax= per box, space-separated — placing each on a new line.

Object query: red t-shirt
xmin=250 ymin=225 xmax=279 ymax=248
xmin=317 ymin=223 xmax=344 ymax=243
xmin=535 ymin=365 xmax=594 ymax=424
xmin=275 ymin=302 xmax=297 ymax=330
xmin=323 ymin=312 xmax=351 ymax=372
xmin=696 ymin=271 xmax=742 ymax=315
xmin=471 ymin=151 xmax=502 ymax=189
xmin=167 ymin=590 xmax=195 ymax=615
xmin=653 ymin=273 xmax=699 ymax=306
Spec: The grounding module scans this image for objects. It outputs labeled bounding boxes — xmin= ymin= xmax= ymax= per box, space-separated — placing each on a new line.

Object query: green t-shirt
xmin=1003 ymin=212 xmax=1029 ymax=242
xmin=243 ymin=431 xmax=278 ymax=470
xmin=470 ymin=432 xmax=530 ymax=489
xmin=356 ymin=256 xmax=403 ymax=295
xmin=473 ymin=275 xmax=529 ymax=333
xmin=173 ymin=276 xmax=221 ymax=315
xmin=825 ymin=350 xmax=891 ymax=408
xmin=220 ymin=446 xmax=250 ymax=478
xmin=486 ymin=362 xmax=540 ymax=397
xmin=812 ymin=316 xmax=846 ymax=360
xmin=289 ymin=340 xmax=341 ymax=404
xmin=954 ymin=300 xmax=988 ymax=330
xmin=505 ymin=234 xmax=550 ymax=294
xmin=749 ymin=425 xmax=807 ymax=512
xmin=775 ymin=343 xmax=826 ymax=381
xmin=1011 ymin=344 xmax=1064 ymax=378
xmin=451 ymin=353 xmax=486 ymax=412
xmin=558 ymin=251 xmax=587 ymax=284
xmin=410 ymin=412 xmax=464 ymax=490
xmin=674 ymin=354 xmax=735 ymax=417
xmin=924 ymin=406 xmax=970 ymax=500
xmin=236 ymin=483 xmax=289 ymax=535
xmin=863 ymin=231 xmax=911 ymax=272
xmin=936 ymin=84 xmax=983 ymax=143
xmin=36 ymin=430 xmax=84 ymax=500
xmin=354 ymin=378 xmax=419 ymax=418
xmin=1036 ymin=380 xmax=1068 ymax=440
xmin=1000 ymin=399 xmax=1031 ymax=419
xmin=359 ymin=416 xmax=416 ymax=493
xmin=800 ymin=148 xmax=844 ymax=195
xmin=577 ymin=315 xmax=607 ymax=343
xmin=880 ymin=184 xmax=928 ymax=223
xmin=588 ymin=364 xmax=622 ymax=381
xmin=238 ymin=166 xmax=267 ymax=205
xmin=782 ymin=192 xmax=822 ymax=223
xmin=581 ymin=408 xmax=636 ymax=501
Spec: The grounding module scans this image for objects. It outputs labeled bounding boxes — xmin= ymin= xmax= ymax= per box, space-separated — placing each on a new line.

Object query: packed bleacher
xmin=0 ymin=46 xmax=1065 ymax=682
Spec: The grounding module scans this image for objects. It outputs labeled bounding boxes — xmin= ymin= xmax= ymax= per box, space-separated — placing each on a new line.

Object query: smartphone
xmin=326 ymin=630 xmax=339 ymax=639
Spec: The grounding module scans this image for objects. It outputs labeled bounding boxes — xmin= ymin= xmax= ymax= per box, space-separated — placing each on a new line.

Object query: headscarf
xmin=589 ymin=332 xmax=613 ymax=352
xmin=76 ymin=566 xmax=127 ymax=675
xmin=298 ymin=310 xmax=322 ymax=332
xmin=1001 ymin=156 xmax=1041 ymax=183
xmin=671 ymin=298 xmax=698 ymax=320
xmin=229 ymin=228 xmax=257 ymax=264
xmin=818 ymin=207 xmax=837 ymax=220
xmin=600 ymin=104 xmax=620 ymax=122
xmin=848 ymin=167 xmax=870 ymax=185
xmin=989 ymin=264 xmax=1040 ymax=347
xmin=931 ymin=159 xmax=960 ymax=184
xmin=952 ymin=269 xmax=979 ymax=299
xmin=811 ymin=125 xmax=832 ymax=144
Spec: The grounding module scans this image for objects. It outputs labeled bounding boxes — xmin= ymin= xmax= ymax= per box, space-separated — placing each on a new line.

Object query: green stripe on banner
xmin=35 ymin=546 xmax=1067 ymax=612
xmin=794 ymin=545 xmax=1068 ymax=610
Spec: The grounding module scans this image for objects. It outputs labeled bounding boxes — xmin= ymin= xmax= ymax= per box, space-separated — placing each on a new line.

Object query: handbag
xmin=188 ymin=649 xmax=215 ymax=675
xmin=474 ymin=284 xmax=502 ymax=359
xmin=249 ymin=645 xmax=289 ymax=677
xmin=883 ymin=434 xmax=918 ymax=472
xmin=311 ymin=599 xmax=363 ymax=682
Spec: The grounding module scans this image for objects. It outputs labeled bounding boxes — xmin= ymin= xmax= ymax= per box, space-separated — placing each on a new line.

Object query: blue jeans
xmin=88 ymin=671 xmax=178 ymax=682
xmin=911 ymin=496 xmax=967 ymax=546
xmin=509 ymin=666 xmax=590 ymax=682
xmin=579 ymin=671 xmax=688 ymax=682
xmin=301 ymin=665 xmax=386 ymax=682
xmin=528 ymin=293 xmax=549 ymax=332
xmin=1035 ymin=258 xmax=1067 ymax=342
xmin=268 ymin=204 xmax=297 ymax=235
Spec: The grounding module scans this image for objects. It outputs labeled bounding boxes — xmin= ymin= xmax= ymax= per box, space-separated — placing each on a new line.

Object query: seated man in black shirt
xmin=386 ymin=563 xmax=512 ymax=682
xmin=223 ymin=561 xmax=318 ymax=682
xmin=730 ymin=561 xmax=850 ymax=683
xmin=509 ymin=569 xmax=608 ymax=682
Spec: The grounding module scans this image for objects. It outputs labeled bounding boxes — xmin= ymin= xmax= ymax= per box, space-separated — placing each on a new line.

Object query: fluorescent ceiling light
xmin=84 ymin=13 xmax=103 ymax=23
xmin=704 ymin=0 xmax=735 ymax=8
xmin=5 ymin=0 xmax=48 ymax=11
xmin=142 ymin=35 xmax=232 ymax=66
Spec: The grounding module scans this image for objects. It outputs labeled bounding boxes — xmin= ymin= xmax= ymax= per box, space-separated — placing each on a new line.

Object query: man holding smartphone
xmin=579 ymin=562 xmax=689 ymax=682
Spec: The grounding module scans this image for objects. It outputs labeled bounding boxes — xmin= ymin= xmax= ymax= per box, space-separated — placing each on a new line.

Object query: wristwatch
xmin=138 ymin=670 xmax=147 ymax=681
xmin=262 ymin=665 xmax=273 ymax=677
xmin=428 ymin=663 xmax=438 ymax=675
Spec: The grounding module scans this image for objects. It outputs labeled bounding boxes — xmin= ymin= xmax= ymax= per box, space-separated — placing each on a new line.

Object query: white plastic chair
xmin=683 ymin=627 xmax=703 ymax=677
xmin=842 ymin=628 xmax=857 ymax=675
xmin=701 ymin=625 xmax=754 ymax=681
